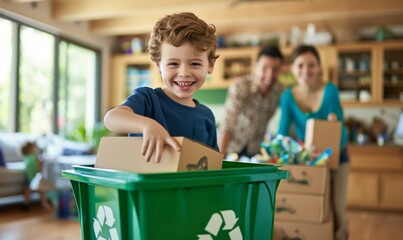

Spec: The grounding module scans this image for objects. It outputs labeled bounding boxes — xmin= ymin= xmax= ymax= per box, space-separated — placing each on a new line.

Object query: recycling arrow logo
xmin=93 ymin=205 xmax=119 ymax=240
xmin=197 ymin=210 xmax=243 ymax=240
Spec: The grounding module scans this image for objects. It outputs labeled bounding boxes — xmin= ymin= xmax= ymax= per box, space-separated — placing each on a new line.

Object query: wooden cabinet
xmin=381 ymin=173 xmax=403 ymax=209
xmin=204 ymin=47 xmax=259 ymax=89
xmin=347 ymin=144 xmax=403 ymax=210
xmin=379 ymin=41 xmax=403 ymax=103
xmin=347 ymin=172 xmax=378 ymax=207
xmin=333 ymin=43 xmax=377 ymax=104
xmin=109 ymin=41 xmax=403 ymax=108
xmin=109 ymin=48 xmax=259 ymax=107
xmin=109 ymin=54 xmax=161 ymax=107
xmin=332 ymin=41 xmax=403 ymax=107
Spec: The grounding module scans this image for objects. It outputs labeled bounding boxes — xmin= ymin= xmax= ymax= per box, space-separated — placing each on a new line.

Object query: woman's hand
xmin=327 ymin=113 xmax=337 ymax=121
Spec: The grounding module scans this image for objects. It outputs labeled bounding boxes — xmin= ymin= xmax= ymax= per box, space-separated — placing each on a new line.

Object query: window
xmin=0 ymin=18 xmax=15 ymax=132
xmin=19 ymin=26 xmax=54 ymax=133
xmin=58 ymin=41 xmax=98 ymax=142
xmin=0 ymin=14 xmax=101 ymax=142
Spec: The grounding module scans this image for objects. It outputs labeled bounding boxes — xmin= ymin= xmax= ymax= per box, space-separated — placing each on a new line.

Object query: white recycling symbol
xmin=197 ymin=210 xmax=243 ymax=240
xmin=93 ymin=205 xmax=119 ymax=240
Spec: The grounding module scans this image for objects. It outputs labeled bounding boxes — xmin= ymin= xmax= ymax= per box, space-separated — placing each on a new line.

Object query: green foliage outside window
xmin=0 ymin=15 xmax=101 ymax=140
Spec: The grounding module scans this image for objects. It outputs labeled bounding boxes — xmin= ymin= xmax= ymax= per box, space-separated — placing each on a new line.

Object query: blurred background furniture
xmin=0 ymin=133 xmax=93 ymax=205
xmin=43 ymin=154 xmax=96 ymax=219
xmin=0 ymin=133 xmax=37 ymax=202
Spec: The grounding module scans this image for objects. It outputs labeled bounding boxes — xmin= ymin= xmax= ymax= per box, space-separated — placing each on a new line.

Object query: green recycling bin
xmin=62 ymin=161 xmax=288 ymax=240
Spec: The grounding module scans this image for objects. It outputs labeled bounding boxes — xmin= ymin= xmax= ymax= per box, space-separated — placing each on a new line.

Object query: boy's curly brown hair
xmin=147 ymin=12 xmax=219 ymax=63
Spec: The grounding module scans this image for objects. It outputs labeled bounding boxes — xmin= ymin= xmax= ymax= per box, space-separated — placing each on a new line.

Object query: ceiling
xmin=9 ymin=0 xmax=403 ymax=41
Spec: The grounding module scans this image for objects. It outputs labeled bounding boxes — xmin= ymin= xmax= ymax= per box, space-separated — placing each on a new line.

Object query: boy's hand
xmin=104 ymin=106 xmax=181 ymax=162
xmin=142 ymin=121 xmax=181 ymax=163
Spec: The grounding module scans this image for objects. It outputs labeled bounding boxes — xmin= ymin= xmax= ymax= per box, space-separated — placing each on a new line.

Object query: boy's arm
xmin=104 ymin=106 xmax=181 ymax=163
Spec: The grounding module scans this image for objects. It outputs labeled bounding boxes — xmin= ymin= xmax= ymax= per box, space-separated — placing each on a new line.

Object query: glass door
xmin=336 ymin=45 xmax=374 ymax=103
xmin=382 ymin=43 xmax=403 ymax=102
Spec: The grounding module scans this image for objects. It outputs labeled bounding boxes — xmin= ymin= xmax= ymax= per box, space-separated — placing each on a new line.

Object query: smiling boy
xmin=104 ymin=12 xmax=219 ymax=163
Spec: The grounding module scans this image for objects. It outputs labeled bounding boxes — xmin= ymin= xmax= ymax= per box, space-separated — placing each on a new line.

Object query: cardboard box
xmin=278 ymin=165 xmax=330 ymax=195
xmin=305 ymin=119 xmax=341 ymax=169
xmin=273 ymin=214 xmax=334 ymax=240
xmin=95 ymin=136 xmax=224 ymax=173
xmin=275 ymin=190 xmax=330 ymax=223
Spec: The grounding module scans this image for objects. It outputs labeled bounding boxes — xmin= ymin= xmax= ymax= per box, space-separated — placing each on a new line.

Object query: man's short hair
xmin=257 ymin=46 xmax=284 ymax=62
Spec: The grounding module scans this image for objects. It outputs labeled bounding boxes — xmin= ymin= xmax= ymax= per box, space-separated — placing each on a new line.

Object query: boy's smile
xmin=157 ymin=41 xmax=214 ymax=107
xmin=175 ymin=81 xmax=196 ymax=92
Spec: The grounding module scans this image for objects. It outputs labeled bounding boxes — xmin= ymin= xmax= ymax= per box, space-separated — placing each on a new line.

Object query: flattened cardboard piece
xmin=278 ymin=165 xmax=329 ymax=195
xmin=275 ymin=165 xmax=331 ymax=224
xmin=305 ymin=119 xmax=341 ymax=169
xmin=273 ymin=212 xmax=334 ymax=240
xmin=95 ymin=136 xmax=223 ymax=173
xmin=275 ymin=189 xmax=330 ymax=223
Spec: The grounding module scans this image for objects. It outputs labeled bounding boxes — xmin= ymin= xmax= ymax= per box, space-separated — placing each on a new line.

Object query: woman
xmin=278 ymin=45 xmax=349 ymax=240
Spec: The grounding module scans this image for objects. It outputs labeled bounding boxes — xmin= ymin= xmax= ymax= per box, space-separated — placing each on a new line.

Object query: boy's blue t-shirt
xmin=122 ymin=87 xmax=219 ymax=150
xmin=278 ymin=82 xmax=348 ymax=162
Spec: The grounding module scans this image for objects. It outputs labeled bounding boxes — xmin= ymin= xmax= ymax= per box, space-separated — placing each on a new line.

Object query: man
xmin=219 ymin=46 xmax=284 ymax=158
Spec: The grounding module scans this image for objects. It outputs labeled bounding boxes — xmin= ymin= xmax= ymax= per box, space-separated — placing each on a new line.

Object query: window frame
xmin=0 ymin=13 xmax=102 ymax=134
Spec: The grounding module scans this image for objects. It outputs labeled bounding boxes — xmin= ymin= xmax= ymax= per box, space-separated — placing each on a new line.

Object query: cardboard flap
xmin=278 ymin=165 xmax=329 ymax=195
xmin=95 ymin=136 xmax=224 ymax=173
xmin=95 ymin=137 xmax=181 ymax=173
xmin=177 ymin=138 xmax=223 ymax=171
xmin=305 ymin=119 xmax=341 ymax=169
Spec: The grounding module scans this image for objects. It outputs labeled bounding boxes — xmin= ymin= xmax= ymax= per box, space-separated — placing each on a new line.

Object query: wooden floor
xmin=1 ymin=203 xmax=403 ymax=240
xmin=0 ymin=203 xmax=81 ymax=240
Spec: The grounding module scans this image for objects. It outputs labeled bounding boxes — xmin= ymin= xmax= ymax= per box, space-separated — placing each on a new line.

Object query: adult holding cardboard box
xmin=277 ymin=45 xmax=349 ymax=240
xmin=219 ymin=46 xmax=284 ymax=158
xmin=104 ymin=12 xmax=220 ymax=163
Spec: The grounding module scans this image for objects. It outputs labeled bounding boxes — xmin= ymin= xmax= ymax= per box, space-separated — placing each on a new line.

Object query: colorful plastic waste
xmin=259 ymin=134 xmax=333 ymax=166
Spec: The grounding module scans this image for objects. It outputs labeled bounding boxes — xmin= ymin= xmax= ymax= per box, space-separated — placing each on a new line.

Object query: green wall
xmin=194 ymin=89 xmax=228 ymax=105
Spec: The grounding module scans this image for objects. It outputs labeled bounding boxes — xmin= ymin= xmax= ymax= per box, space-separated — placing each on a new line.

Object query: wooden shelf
xmin=339 ymin=70 xmax=371 ymax=76
xmin=384 ymin=69 xmax=403 ymax=74
xmin=384 ymin=82 xmax=403 ymax=88
xmin=339 ymin=82 xmax=371 ymax=89
xmin=109 ymin=41 xmax=403 ymax=108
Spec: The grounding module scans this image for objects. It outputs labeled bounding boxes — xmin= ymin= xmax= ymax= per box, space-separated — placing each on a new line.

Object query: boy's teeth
xmin=177 ymin=82 xmax=191 ymax=86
